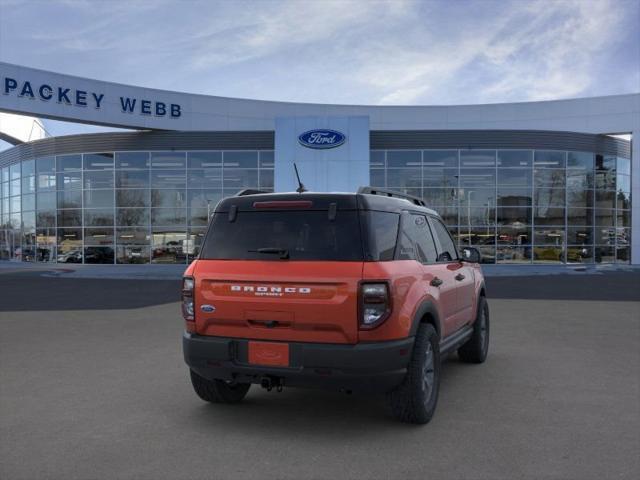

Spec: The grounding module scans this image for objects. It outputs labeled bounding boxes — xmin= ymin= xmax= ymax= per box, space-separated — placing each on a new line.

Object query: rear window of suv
xmin=200 ymin=210 xmax=364 ymax=261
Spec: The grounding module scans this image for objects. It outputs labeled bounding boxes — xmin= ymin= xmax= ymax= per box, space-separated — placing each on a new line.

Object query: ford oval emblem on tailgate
xmin=201 ymin=304 xmax=215 ymax=313
xmin=298 ymin=129 xmax=346 ymax=149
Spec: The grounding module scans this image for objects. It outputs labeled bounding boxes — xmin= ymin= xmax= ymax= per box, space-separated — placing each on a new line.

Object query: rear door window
xmin=429 ymin=218 xmax=458 ymax=262
xmin=200 ymin=210 xmax=363 ymax=261
xmin=397 ymin=213 xmax=438 ymax=263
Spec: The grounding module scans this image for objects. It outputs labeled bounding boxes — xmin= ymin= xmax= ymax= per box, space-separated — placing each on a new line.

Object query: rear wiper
xmin=248 ymin=247 xmax=290 ymax=259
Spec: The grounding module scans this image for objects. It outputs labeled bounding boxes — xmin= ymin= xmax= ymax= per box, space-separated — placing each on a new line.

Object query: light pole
xmin=467 ymin=190 xmax=474 ymax=246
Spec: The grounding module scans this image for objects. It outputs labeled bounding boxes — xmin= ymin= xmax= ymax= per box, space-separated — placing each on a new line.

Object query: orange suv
xmin=182 ymin=187 xmax=489 ymax=424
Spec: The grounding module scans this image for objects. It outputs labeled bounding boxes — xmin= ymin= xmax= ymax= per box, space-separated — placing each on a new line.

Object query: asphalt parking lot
xmin=1 ymin=271 xmax=639 ymax=480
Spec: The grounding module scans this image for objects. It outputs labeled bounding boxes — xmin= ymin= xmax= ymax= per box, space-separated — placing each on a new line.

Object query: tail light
xmin=182 ymin=276 xmax=195 ymax=321
xmin=359 ymin=282 xmax=391 ymax=329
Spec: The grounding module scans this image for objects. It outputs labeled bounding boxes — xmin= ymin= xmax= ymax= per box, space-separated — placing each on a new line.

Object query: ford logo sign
xmin=200 ymin=304 xmax=215 ymax=313
xmin=298 ymin=129 xmax=346 ymax=149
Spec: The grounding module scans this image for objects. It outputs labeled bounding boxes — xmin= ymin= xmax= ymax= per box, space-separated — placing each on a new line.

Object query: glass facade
xmin=0 ymin=151 xmax=274 ymax=264
xmin=370 ymin=149 xmax=631 ymax=264
xmin=0 ymin=147 xmax=632 ymax=265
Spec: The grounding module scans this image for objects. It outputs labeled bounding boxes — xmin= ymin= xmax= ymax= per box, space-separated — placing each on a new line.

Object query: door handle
xmin=455 ymin=273 xmax=466 ymax=281
xmin=430 ymin=277 xmax=443 ymax=287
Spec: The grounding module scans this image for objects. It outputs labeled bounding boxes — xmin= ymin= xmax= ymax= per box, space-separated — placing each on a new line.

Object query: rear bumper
xmin=183 ymin=332 xmax=414 ymax=393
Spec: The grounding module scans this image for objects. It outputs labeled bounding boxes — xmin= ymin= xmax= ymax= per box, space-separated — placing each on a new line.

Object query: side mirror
xmin=461 ymin=247 xmax=481 ymax=263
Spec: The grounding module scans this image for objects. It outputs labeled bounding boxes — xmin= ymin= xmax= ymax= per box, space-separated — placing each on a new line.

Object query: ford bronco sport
xmin=182 ymin=187 xmax=489 ymax=424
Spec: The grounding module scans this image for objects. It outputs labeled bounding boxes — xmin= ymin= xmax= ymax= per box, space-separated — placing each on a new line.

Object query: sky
xmin=0 ymin=0 xmax=638 ymax=143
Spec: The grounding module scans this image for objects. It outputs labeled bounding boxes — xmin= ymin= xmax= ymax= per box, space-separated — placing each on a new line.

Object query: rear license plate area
xmin=248 ymin=341 xmax=290 ymax=367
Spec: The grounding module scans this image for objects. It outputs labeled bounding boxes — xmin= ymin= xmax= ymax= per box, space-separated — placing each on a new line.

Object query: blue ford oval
xmin=298 ymin=129 xmax=346 ymax=149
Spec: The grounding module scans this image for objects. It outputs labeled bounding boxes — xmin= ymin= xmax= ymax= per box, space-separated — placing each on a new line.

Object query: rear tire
xmin=458 ymin=296 xmax=490 ymax=364
xmin=387 ymin=324 xmax=440 ymax=424
xmin=189 ymin=369 xmax=251 ymax=404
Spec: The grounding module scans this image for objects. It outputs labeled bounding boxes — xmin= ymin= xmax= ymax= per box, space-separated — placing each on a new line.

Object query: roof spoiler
xmin=357 ymin=186 xmax=426 ymax=207
xmin=235 ymin=189 xmax=269 ymax=196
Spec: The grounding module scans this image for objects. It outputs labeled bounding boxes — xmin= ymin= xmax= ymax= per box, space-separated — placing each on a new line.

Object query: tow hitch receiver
xmin=260 ymin=376 xmax=284 ymax=392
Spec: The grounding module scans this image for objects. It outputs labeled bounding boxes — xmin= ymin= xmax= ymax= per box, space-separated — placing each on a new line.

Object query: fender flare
xmin=409 ymin=300 xmax=442 ymax=338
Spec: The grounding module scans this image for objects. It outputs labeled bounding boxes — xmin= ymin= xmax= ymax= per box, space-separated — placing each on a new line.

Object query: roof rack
xmin=357 ymin=186 xmax=427 ymax=207
xmin=235 ymin=189 xmax=269 ymax=196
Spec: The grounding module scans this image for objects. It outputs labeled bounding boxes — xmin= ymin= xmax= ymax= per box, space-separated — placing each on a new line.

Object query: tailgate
xmin=194 ymin=260 xmax=363 ymax=344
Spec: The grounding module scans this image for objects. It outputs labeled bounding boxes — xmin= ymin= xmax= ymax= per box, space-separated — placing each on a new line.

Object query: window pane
xmin=616 ymin=210 xmax=631 ymax=228
xmin=497 ymin=188 xmax=531 ymax=207
xmin=567 ymin=151 xmax=593 ymax=169
xmin=423 ymin=150 xmax=457 ymax=168
xmin=84 ymin=170 xmax=114 ymax=189
xmin=84 ymin=208 xmax=114 ymax=226
xmin=57 ymin=190 xmax=82 ymax=209
xmin=596 ymin=155 xmax=616 ymax=171
xmin=566 ymin=188 xmax=593 ymax=208
xmin=36 ymin=210 xmax=55 ymax=228
xmin=116 ymin=227 xmax=150 ymax=245
xmin=617 ymin=174 xmax=630 ymax=194
xmin=10 ymin=179 xmax=20 ymax=196
xmin=423 ymin=168 xmax=457 ymax=188
xmin=84 ymin=246 xmax=114 ymax=264
xmin=151 ymin=170 xmax=186 ymax=189
xmin=458 ymin=169 xmax=495 ymax=187
xmin=567 ymin=247 xmax=593 ymax=264
xmin=533 ymin=246 xmax=563 ymax=263
xmin=595 ymin=209 xmax=615 ymax=227
xmin=497 ymin=168 xmax=531 ymax=186
xmin=151 ymin=229 xmax=188 ymax=263
xmin=83 ymin=153 xmax=114 ymax=170
xmin=151 ymin=189 xmax=186 ymax=208
xmin=57 ymin=209 xmax=82 ymax=227
xmin=370 ymin=151 xmax=385 ymax=167
xmin=37 ymin=173 xmax=56 ymax=191
xmin=534 ymin=169 xmax=565 ymax=187
xmin=84 ymin=190 xmax=114 ymax=209
xmin=259 ymin=151 xmax=274 ymax=168
xmin=534 ymin=151 xmax=565 ymax=168
xmin=497 ymin=150 xmax=532 ymax=168
xmin=222 ymin=169 xmax=259 ymax=188
xmin=497 ymin=246 xmax=532 ymax=263
xmin=150 ymin=152 xmax=186 ymax=169
xmin=57 ymin=171 xmax=82 ymax=190
xmin=223 ymin=151 xmax=258 ymax=168
xmin=566 ymin=169 xmax=593 ymax=189
xmin=85 ymin=227 xmax=114 ymax=245
xmin=595 ymin=190 xmax=616 ymax=209
xmin=422 ymin=188 xmax=457 ymax=207
xmin=116 ymin=189 xmax=150 ymax=208
xmin=57 ymin=154 xmax=82 ymax=171
xmin=364 ymin=211 xmax=400 ymax=261
xmin=116 ymin=170 xmax=149 ymax=188
xmin=259 ymin=170 xmax=274 ymax=189
xmin=189 ymin=207 xmax=209 ymax=226
xmin=117 ymin=208 xmax=150 ymax=226
xmin=497 ymin=225 xmax=531 ymax=245
xmin=460 ymin=150 xmax=495 ymax=167
xmin=534 ymin=207 xmax=564 ymax=225
xmin=567 ymin=227 xmax=593 ymax=244
xmin=36 ymin=157 xmax=55 ymax=174
xmin=386 ymin=151 xmax=421 ymax=168
xmin=595 ymin=246 xmax=615 ymax=263
xmin=458 ymin=188 xmax=496 ymax=207
xmin=616 ymin=191 xmax=631 ymax=210
xmin=38 ymin=192 xmax=57 ymax=211
xmin=387 ymin=169 xmax=421 ymax=188
xmin=188 ymin=190 xmax=223 ymax=209
xmin=534 ymin=188 xmax=565 ymax=208
xmin=616 ymin=157 xmax=630 ymax=176
xmin=568 ymin=208 xmax=593 ymax=226
xmin=458 ymin=227 xmax=496 ymax=246
xmin=22 ymin=159 xmax=35 ymax=176
xmin=497 ymin=207 xmax=531 ymax=225
xmin=115 ymin=152 xmax=149 ymax=169
xmin=22 ymin=193 xmax=35 ymax=211
xmin=57 ymin=228 xmax=82 ymax=245
xmin=187 ymin=151 xmax=222 ymax=169
xmin=151 ymin=208 xmax=186 ymax=226
xmin=187 ymin=169 xmax=222 ymax=188
xmin=430 ymin=218 xmax=458 ymax=261
xmin=117 ymin=245 xmax=150 ymax=264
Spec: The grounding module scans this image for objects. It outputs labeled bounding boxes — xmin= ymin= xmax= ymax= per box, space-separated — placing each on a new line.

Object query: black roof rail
xmin=357 ymin=186 xmax=426 ymax=207
xmin=235 ymin=189 xmax=269 ymax=196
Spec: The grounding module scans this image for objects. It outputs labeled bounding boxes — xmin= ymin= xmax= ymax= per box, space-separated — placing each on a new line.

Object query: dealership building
xmin=0 ymin=62 xmax=638 ymax=265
